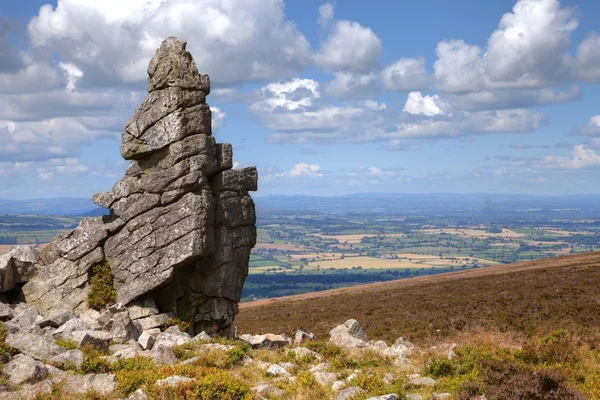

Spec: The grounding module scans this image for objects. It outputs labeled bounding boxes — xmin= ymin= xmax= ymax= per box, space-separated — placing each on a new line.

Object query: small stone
xmin=50 ymin=349 xmax=84 ymax=369
xmin=405 ymin=395 xmax=423 ymax=400
xmin=266 ymin=364 xmax=291 ymax=377
xmin=253 ymin=383 xmax=285 ymax=398
xmin=3 ymin=354 xmax=48 ymax=386
xmin=336 ymin=386 xmax=365 ymax=400
xmin=409 ymin=376 xmax=436 ymax=387
xmin=154 ymin=329 xmax=191 ymax=348
xmin=286 ymin=347 xmax=322 ymax=361
xmin=292 ymin=329 xmax=315 ymax=345
xmin=53 ymin=317 xmax=86 ymax=339
xmin=191 ymin=331 xmax=211 ymax=342
xmin=134 ymin=313 xmax=173 ymax=331
xmin=128 ymin=389 xmax=149 ymax=400
xmin=0 ymin=302 xmax=13 ymax=321
xmin=151 ymin=345 xmax=176 ymax=365
xmin=313 ymin=370 xmax=338 ymax=387
xmin=332 ymin=380 xmax=346 ymax=391
xmin=329 ymin=319 xmax=368 ymax=348
xmin=366 ymin=395 xmax=398 ymax=400
xmin=310 ymin=363 xmax=330 ymax=373
xmin=155 ymin=375 xmax=195 ymax=387
xmin=138 ymin=331 xmax=156 ymax=350
xmin=238 ymin=333 xmax=288 ymax=349
xmin=431 ymin=394 xmax=452 ymax=400
xmin=38 ymin=309 xmax=74 ymax=328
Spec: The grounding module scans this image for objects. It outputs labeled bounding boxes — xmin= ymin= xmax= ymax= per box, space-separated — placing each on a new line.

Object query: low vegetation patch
xmin=87 ymin=261 xmax=117 ymax=311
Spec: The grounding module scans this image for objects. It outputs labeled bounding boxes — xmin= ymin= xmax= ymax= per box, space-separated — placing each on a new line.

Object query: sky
xmin=1 ymin=0 xmax=600 ymax=199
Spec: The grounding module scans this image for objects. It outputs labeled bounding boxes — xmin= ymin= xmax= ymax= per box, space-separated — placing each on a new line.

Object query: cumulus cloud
xmin=403 ymin=92 xmax=447 ymax=116
xmin=315 ymin=20 xmax=382 ymax=73
xmin=59 ymin=62 xmax=84 ymax=91
xmin=269 ymin=163 xmax=323 ymax=178
xmin=541 ymin=145 xmax=600 ymax=169
xmin=210 ymin=107 xmax=226 ymax=129
xmin=318 ymin=2 xmax=335 ymax=28
xmin=27 ymin=0 xmax=312 ymax=87
xmin=580 ymin=114 xmax=600 ymax=137
xmin=381 ymin=58 xmax=429 ymax=92
xmin=324 ymin=72 xmax=378 ymax=99
xmin=251 ymin=78 xmax=320 ymax=112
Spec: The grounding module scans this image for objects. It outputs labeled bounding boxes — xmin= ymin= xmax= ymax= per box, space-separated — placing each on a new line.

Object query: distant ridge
xmin=0 ymin=197 xmax=97 ymax=216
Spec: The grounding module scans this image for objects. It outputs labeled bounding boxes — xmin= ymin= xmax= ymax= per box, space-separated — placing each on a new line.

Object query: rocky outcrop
xmin=12 ymin=36 xmax=257 ymax=337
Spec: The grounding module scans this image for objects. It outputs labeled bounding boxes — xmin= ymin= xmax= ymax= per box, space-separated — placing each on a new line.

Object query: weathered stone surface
xmin=0 ymin=302 xmax=13 ymax=320
xmin=3 ymin=354 xmax=48 ymax=386
xmin=138 ymin=331 xmax=156 ymax=350
xmin=156 ymin=375 xmax=195 ymax=387
xmin=50 ymin=349 xmax=84 ymax=369
xmin=293 ymin=329 xmax=316 ymax=345
xmin=6 ymin=332 xmax=65 ymax=361
xmin=38 ymin=309 xmax=74 ymax=328
xmin=71 ymin=330 xmax=112 ymax=352
xmin=239 ymin=333 xmax=289 ymax=349
xmin=128 ymin=389 xmax=149 ymax=400
xmin=60 ymin=373 xmax=117 ymax=395
xmin=134 ymin=312 xmax=173 ymax=331
xmin=336 ymin=386 xmax=366 ymax=400
xmin=0 ymin=245 xmax=38 ymax=292
xmin=150 ymin=345 xmax=177 ymax=365
xmin=366 ymin=395 xmax=398 ymax=400
xmin=329 ymin=319 xmax=369 ymax=348
xmin=127 ymin=297 xmax=159 ymax=320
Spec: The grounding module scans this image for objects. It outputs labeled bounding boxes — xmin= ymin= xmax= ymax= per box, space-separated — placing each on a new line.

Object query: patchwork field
xmin=420 ymin=228 xmax=524 ymax=238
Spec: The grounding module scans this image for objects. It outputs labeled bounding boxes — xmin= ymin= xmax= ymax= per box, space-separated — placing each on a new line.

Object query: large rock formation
xmin=12 ymin=37 xmax=257 ymax=336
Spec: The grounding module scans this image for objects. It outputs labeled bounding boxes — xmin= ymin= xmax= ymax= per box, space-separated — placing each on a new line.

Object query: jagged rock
xmin=154 ymin=326 xmax=191 ymax=348
xmin=6 ymin=332 xmax=65 ymax=361
xmin=128 ymin=389 xmax=149 ymax=400
xmin=313 ymin=370 xmax=338 ymax=387
xmin=329 ymin=319 xmax=368 ymax=348
xmin=0 ymin=302 xmax=12 ymax=321
xmin=292 ymin=329 xmax=315 ymax=345
xmin=134 ymin=312 xmax=173 ymax=331
xmin=253 ymin=383 xmax=286 ymax=398
xmin=310 ymin=363 xmax=330 ymax=373
xmin=191 ymin=331 xmax=211 ymax=342
xmin=37 ymin=309 xmax=74 ymax=328
xmin=0 ymin=245 xmax=38 ymax=292
xmin=266 ymin=364 xmax=291 ymax=377
xmin=52 ymin=317 xmax=86 ymax=339
xmin=156 ymin=375 xmax=196 ymax=387
xmin=3 ymin=354 xmax=48 ymax=386
xmin=50 ymin=349 xmax=84 ymax=369
xmin=127 ymin=297 xmax=159 ymax=320
xmin=138 ymin=331 xmax=156 ymax=350
xmin=286 ymin=347 xmax=323 ymax=361
xmin=71 ymin=330 xmax=112 ymax=352
xmin=11 ymin=305 xmax=39 ymax=328
xmin=151 ymin=345 xmax=177 ymax=365
xmin=239 ymin=333 xmax=288 ymax=349
xmin=336 ymin=386 xmax=365 ymax=400
xmin=18 ymin=36 xmax=257 ymax=340
xmin=4 ymin=380 xmax=54 ymax=400
xmin=60 ymin=373 xmax=116 ymax=395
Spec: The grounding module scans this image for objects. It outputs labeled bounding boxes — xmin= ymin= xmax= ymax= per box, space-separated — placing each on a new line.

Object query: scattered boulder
xmin=286 ymin=346 xmax=322 ymax=361
xmin=60 ymin=373 xmax=117 ymax=395
xmin=128 ymin=389 xmax=149 ymax=400
xmin=431 ymin=394 xmax=452 ymax=400
xmin=253 ymin=383 xmax=285 ymax=398
xmin=329 ymin=319 xmax=368 ymax=348
xmin=6 ymin=332 xmax=65 ymax=361
xmin=155 ymin=375 xmax=196 ymax=387
xmin=2 ymin=354 xmax=48 ymax=386
xmin=312 ymin=370 xmax=338 ymax=387
xmin=138 ymin=331 xmax=156 ymax=350
xmin=367 ymin=395 xmax=398 ymax=400
xmin=154 ymin=326 xmax=191 ymax=348
xmin=239 ymin=333 xmax=288 ymax=349
xmin=336 ymin=386 xmax=366 ymax=400
xmin=71 ymin=330 xmax=112 ymax=352
xmin=151 ymin=345 xmax=177 ymax=365
xmin=408 ymin=376 xmax=436 ymax=387
xmin=37 ymin=309 xmax=74 ymax=328
xmin=266 ymin=363 xmax=291 ymax=377
xmin=292 ymin=329 xmax=315 ymax=345
xmin=50 ymin=349 xmax=84 ymax=369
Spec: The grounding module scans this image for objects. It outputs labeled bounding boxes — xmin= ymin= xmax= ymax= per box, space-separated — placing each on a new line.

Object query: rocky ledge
xmin=0 ymin=36 xmax=257 ymax=338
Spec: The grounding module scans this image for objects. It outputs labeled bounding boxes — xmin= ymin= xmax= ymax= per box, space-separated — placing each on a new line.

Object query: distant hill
xmin=0 ymin=197 xmax=98 ymax=216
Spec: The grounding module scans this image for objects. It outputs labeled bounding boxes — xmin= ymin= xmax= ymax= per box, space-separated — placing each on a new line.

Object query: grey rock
xmin=367 ymin=395 xmax=398 ymax=400
xmin=134 ymin=312 xmax=173 ymax=331
xmin=286 ymin=347 xmax=322 ymax=361
xmin=0 ymin=302 xmax=12 ymax=321
xmin=60 ymin=373 xmax=116 ymax=395
xmin=383 ymin=372 xmax=397 ymax=385
xmin=151 ymin=345 xmax=177 ymax=365
xmin=239 ymin=333 xmax=288 ymax=349
xmin=3 ymin=354 xmax=48 ymax=386
xmin=53 ymin=317 xmax=86 ymax=339
xmin=6 ymin=332 xmax=65 ymax=361
xmin=329 ymin=319 xmax=368 ymax=348
xmin=50 ymin=349 xmax=84 ymax=369
xmin=266 ymin=364 xmax=291 ymax=377
xmin=409 ymin=376 xmax=437 ymax=387
xmin=5 ymin=380 xmax=54 ymax=399
xmin=127 ymin=297 xmax=159 ymax=320
xmin=154 ymin=327 xmax=191 ymax=348
xmin=0 ymin=246 xmax=38 ymax=292
xmin=431 ymin=394 xmax=452 ymax=400
xmin=128 ymin=389 xmax=149 ymax=400
xmin=405 ymin=395 xmax=423 ymax=400
xmin=253 ymin=383 xmax=285 ymax=398
xmin=313 ymin=370 xmax=338 ymax=387
xmin=138 ymin=331 xmax=155 ymax=350
xmin=292 ymin=329 xmax=315 ymax=345
xmin=191 ymin=331 xmax=211 ymax=342
xmin=71 ymin=330 xmax=112 ymax=352
xmin=156 ymin=375 xmax=196 ymax=387
xmin=336 ymin=386 xmax=366 ymax=400
xmin=38 ymin=309 xmax=73 ymax=328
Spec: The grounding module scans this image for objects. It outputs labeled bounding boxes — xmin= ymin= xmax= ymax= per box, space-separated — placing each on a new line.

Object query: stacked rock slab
xmin=19 ymin=37 xmax=257 ymax=336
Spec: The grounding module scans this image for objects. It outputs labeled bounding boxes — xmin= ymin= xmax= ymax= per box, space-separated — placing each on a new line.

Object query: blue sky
xmin=1 ymin=0 xmax=600 ymax=199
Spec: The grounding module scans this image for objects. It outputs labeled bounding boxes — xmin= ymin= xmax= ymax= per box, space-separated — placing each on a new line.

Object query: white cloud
xmin=210 ymin=107 xmax=226 ymax=129
xmin=324 ymin=72 xmax=378 ymax=99
xmin=381 ymin=58 xmax=429 ymax=91
xmin=433 ymin=0 xmax=600 ymax=94
xmin=541 ymin=145 xmax=600 ymax=169
xmin=28 ymin=0 xmax=313 ymax=86
xmin=318 ymin=2 xmax=335 ymax=28
xmin=252 ymin=78 xmax=320 ymax=112
xmin=403 ymin=92 xmax=447 ymax=116
xmin=580 ymin=114 xmax=600 ymax=137
xmin=268 ymin=163 xmax=323 ymax=179
xmin=315 ymin=20 xmax=382 ymax=73
xmin=59 ymin=62 xmax=84 ymax=91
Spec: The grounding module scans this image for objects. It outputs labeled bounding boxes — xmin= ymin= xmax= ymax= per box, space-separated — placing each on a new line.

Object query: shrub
xmin=148 ymin=368 xmax=251 ymax=400
xmin=424 ymin=356 xmax=457 ymax=378
xmin=163 ymin=317 xmax=190 ymax=333
xmin=81 ymin=345 xmax=112 ymax=374
xmin=55 ymin=338 xmax=78 ymax=350
xmin=87 ymin=261 xmax=116 ymax=310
